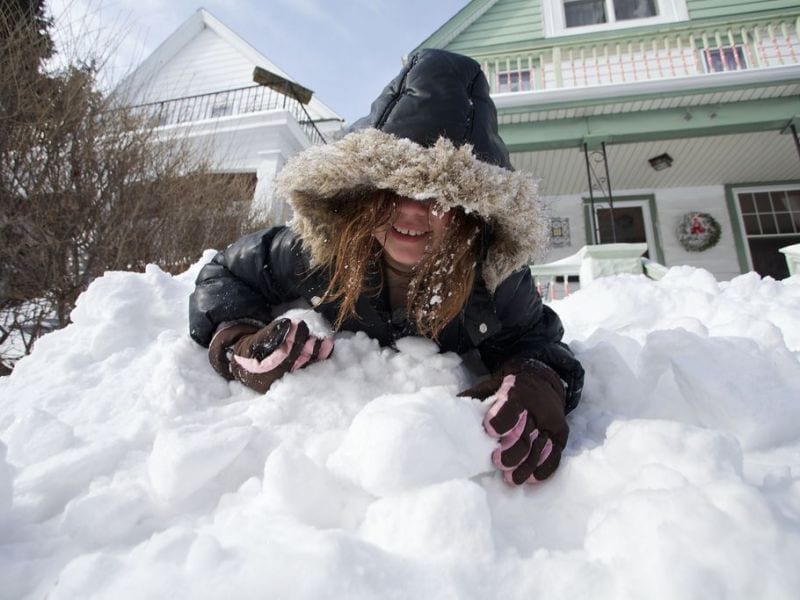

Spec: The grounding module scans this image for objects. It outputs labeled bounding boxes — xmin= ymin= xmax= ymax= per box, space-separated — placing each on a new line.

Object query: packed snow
xmin=1 ymin=252 xmax=799 ymax=600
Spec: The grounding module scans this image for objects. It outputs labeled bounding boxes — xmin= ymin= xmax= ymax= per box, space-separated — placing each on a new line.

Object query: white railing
xmin=533 ymin=242 xmax=799 ymax=301
xmin=531 ymin=243 xmax=652 ymax=300
xmin=130 ymin=85 xmax=326 ymax=145
xmin=479 ymin=15 xmax=800 ymax=93
xmin=530 ymin=252 xmax=582 ymax=301
xmin=779 ymin=243 xmax=800 ymax=276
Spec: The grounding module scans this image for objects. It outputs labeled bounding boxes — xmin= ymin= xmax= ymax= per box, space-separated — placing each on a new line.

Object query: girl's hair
xmin=320 ymin=190 xmax=482 ymax=339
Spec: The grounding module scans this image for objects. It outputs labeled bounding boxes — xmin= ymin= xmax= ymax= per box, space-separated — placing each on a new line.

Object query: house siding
xmin=438 ymin=0 xmax=800 ymax=55
xmin=133 ymin=27 xmax=258 ymax=103
xmin=445 ymin=0 xmax=544 ymax=53
xmin=687 ymin=0 xmax=800 ymax=20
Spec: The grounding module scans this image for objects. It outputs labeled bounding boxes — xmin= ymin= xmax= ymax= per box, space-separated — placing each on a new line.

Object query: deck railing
xmin=130 ymin=85 xmax=326 ymax=145
xmin=478 ymin=15 xmax=800 ymax=94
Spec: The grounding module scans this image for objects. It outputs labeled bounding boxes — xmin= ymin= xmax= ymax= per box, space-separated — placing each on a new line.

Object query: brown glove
xmin=208 ymin=319 xmax=333 ymax=393
xmin=459 ymin=358 xmax=568 ymax=484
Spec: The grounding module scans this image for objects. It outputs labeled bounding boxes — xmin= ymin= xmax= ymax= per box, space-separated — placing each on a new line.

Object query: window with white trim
xmin=543 ymin=0 xmax=688 ymax=37
xmin=703 ymin=46 xmax=748 ymax=73
xmin=738 ymin=189 xmax=800 ymax=237
xmin=497 ymin=70 xmax=532 ymax=93
xmin=735 ymin=186 xmax=800 ymax=280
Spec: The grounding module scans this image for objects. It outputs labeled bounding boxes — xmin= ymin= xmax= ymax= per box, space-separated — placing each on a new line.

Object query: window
xmin=497 ymin=70 xmax=532 ymax=93
xmin=210 ymin=93 xmax=232 ymax=118
xmin=544 ymin=0 xmax=687 ymax=37
xmin=736 ymin=187 xmax=800 ymax=280
xmin=564 ymin=0 xmax=607 ymax=28
xmin=738 ymin=190 xmax=800 ymax=236
xmin=615 ymin=0 xmax=658 ymax=21
xmin=564 ymin=0 xmax=658 ymax=27
xmin=703 ymin=46 xmax=747 ymax=73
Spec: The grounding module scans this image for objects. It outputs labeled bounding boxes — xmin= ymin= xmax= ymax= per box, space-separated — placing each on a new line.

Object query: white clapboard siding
xmin=117 ymin=9 xmax=341 ymax=124
xmin=133 ymin=27 xmax=256 ymax=103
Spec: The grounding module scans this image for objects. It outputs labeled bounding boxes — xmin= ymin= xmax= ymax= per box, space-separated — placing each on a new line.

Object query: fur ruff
xmin=274 ymin=129 xmax=549 ymax=291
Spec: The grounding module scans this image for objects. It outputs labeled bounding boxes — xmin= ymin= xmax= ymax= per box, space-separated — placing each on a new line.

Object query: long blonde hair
xmin=319 ymin=190 xmax=482 ymax=339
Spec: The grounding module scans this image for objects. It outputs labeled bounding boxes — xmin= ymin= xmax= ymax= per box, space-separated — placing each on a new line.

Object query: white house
xmin=115 ymin=8 xmax=343 ymax=224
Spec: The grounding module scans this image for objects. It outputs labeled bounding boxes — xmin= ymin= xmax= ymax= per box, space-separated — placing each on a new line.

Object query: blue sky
xmin=48 ymin=0 xmax=469 ymax=124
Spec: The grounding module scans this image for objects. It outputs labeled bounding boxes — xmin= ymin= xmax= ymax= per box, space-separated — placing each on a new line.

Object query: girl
xmin=189 ymin=49 xmax=584 ymax=484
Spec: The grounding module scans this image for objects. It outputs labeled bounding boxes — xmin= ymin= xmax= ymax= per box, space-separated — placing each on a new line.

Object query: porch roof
xmin=513 ymin=130 xmax=800 ymax=196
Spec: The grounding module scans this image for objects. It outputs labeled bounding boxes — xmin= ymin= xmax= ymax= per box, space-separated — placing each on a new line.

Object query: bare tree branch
xmin=1 ymin=7 xmax=264 ymax=370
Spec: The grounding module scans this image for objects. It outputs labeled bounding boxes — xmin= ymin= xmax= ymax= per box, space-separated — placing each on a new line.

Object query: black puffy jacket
xmin=189 ymin=226 xmax=583 ymax=412
xmin=189 ymin=49 xmax=584 ymax=411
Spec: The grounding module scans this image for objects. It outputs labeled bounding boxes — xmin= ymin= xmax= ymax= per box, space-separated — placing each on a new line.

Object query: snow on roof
xmin=2 ymin=258 xmax=800 ymax=597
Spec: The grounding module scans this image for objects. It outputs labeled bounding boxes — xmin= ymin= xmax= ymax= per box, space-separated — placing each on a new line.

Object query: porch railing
xmin=478 ymin=14 xmax=800 ymax=94
xmin=130 ymin=85 xmax=326 ymax=145
xmin=533 ymin=242 xmax=799 ymax=301
xmin=779 ymin=243 xmax=800 ymax=276
xmin=531 ymin=243 xmax=655 ymax=301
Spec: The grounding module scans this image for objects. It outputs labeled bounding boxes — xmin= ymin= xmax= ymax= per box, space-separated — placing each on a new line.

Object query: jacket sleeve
xmin=188 ymin=226 xmax=307 ymax=347
xmin=477 ymin=268 xmax=584 ymax=413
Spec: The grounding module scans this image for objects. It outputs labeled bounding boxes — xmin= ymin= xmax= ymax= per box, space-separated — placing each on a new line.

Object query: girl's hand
xmin=459 ymin=358 xmax=568 ymax=484
xmin=208 ymin=319 xmax=334 ymax=393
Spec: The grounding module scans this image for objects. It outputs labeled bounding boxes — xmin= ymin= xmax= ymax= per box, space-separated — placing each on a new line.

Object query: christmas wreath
xmin=676 ymin=212 xmax=721 ymax=252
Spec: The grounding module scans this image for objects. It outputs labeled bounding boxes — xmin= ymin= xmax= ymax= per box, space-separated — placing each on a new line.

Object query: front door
xmin=591 ymin=199 xmax=657 ymax=260
xmin=597 ymin=205 xmax=647 ymax=244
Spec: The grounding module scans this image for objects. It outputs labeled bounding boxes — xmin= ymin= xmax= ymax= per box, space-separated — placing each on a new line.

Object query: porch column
xmin=252 ymin=150 xmax=289 ymax=226
xmin=791 ymin=124 xmax=800 ymax=164
xmin=582 ymin=139 xmax=618 ymax=244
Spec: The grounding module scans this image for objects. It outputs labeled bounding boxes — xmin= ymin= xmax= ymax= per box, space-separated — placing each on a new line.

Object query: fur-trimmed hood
xmin=275 ymin=129 xmax=548 ymax=290
xmin=274 ymin=49 xmax=549 ymax=291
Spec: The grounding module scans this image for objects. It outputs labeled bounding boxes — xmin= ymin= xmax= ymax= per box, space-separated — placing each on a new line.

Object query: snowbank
xmin=1 ymin=255 xmax=799 ymax=599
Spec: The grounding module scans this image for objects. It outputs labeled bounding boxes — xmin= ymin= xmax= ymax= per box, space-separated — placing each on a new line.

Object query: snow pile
xmin=1 ymin=255 xmax=799 ymax=600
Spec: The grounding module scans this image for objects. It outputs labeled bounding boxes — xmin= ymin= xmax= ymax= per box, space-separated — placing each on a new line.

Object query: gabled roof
xmin=115 ymin=8 xmax=341 ymax=122
xmin=412 ymin=0 xmax=500 ymax=52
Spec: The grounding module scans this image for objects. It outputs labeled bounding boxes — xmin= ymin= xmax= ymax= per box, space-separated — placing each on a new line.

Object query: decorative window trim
xmin=543 ymin=0 xmax=689 ymax=38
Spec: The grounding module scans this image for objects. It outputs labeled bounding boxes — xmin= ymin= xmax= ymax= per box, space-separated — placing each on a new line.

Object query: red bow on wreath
xmin=690 ymin=216 xmax=706 ymax=235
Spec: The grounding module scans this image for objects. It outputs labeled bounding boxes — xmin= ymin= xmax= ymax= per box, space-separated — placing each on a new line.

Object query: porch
xmin=516 ymin=128 xmax=800 ymax=283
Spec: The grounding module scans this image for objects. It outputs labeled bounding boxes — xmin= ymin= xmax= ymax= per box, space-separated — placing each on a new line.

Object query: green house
xmin=415 ymin=0 xmax=800 ymax=280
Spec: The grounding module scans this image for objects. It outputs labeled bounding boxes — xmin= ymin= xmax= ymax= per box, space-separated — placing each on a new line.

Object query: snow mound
xmin=1 ymin=260 xmax=799 ymax=599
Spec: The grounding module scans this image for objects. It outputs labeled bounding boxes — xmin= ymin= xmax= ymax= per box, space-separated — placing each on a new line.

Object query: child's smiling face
xmin=372 ymin=196 xmax=452 ymax=271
